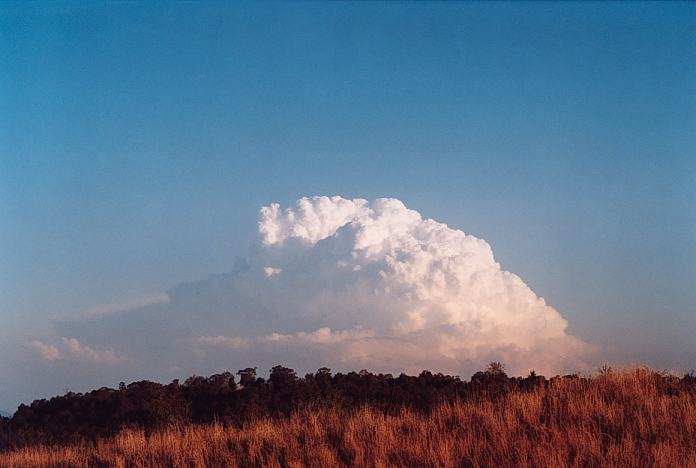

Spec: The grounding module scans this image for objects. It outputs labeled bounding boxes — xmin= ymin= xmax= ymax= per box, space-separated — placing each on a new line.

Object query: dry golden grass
xmin=2 ymin=368 xmax=695 ymax=467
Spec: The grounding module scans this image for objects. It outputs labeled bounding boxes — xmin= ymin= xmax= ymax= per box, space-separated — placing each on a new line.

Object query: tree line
xmin=2 ymin=363 xmax=695 ymax=451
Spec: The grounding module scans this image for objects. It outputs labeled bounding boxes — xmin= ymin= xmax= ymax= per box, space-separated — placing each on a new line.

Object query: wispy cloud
xmin=29 ymin=338 xmax=129 ymax=365
xmin=70 ymin=293 xmax=170 ymax=320
xmin=28 ymin=340 xmax=60 ymax=361
xmin=197 ymin=327 xmax=375 ymax=349
xmin=61 ymin=338 xmax=129 ymax=365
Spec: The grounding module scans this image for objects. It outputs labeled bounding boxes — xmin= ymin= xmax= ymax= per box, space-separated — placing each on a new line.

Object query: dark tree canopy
xmin=1 ymin=362 xmax=694 ymax=452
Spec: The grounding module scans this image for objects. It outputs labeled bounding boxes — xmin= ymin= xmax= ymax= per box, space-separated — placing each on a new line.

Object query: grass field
xmin=2 ymin=368 xmax=695 ymax=467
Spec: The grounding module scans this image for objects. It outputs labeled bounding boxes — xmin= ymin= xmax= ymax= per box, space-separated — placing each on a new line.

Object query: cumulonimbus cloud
xmin=35 ymin=196 xmax=593 ymax=383
xmin=197 ymin=196 xmax=593 ymax=375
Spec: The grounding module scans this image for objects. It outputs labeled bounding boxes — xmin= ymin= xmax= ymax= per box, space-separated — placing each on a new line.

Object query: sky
xmin=1 ymin=2 xmax=695 ymax=411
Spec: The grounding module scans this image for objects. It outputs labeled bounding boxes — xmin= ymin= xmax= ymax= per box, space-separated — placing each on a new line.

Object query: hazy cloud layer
xmin=22 ymin=196 xmax=593 ymax=405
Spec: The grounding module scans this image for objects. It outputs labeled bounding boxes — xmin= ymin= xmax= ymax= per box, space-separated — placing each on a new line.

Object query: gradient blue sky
xmin=1 ymin=2 xmax=695 ymax=409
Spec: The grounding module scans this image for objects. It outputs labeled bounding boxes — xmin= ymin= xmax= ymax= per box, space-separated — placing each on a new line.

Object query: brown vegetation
xmin=2 ymin=368 xmax=695 ymax=467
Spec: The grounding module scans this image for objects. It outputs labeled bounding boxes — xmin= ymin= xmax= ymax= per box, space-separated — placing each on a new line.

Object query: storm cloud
xmin=34 ymin=196 xmax=593 ymax=390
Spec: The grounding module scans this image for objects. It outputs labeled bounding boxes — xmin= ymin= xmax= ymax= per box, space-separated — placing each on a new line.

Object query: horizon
xmin=2 ymin=2 xmax=696 ymax=412
xmin=1 ymin=361 xmax=690 ymax=416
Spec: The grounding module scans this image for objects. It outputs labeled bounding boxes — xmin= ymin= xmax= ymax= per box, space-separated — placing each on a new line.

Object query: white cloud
xmin=29 ymin=340 xmax=60 ymax=361
xmin=196 ymin=335 xmax=251 ymax=349
xmin=263 ymin=267 xmax=282 ymax=277
xmin=38 ymin=195 xmax=593 ymax=382
xmin=196 ymin=196 xmax=592 ymax=376
xmin=29 ymin=338 xmax=128 ymax=365
xmin=198 ymin=326 xmax=374 ymax=349
xmin=259 ymin=196 xmax=369 ymax=245
xmin=61 ymin=338 xmax=129 ymax=365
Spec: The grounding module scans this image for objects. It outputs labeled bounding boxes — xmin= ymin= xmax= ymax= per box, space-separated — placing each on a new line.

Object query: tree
xmin=485 ymin=362 xmax=506 ymax=376
xmin=236 ymin=367 xmax=257 ymax=386
xmin=208 ymin=372 xmax=236 ymax=390
xmin=269 ymin=366 xmax=297 ymax=386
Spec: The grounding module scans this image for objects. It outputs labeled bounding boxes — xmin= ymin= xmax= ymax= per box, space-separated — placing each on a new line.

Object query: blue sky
xmin=1 ymin=2 xmax=695 ymax=409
